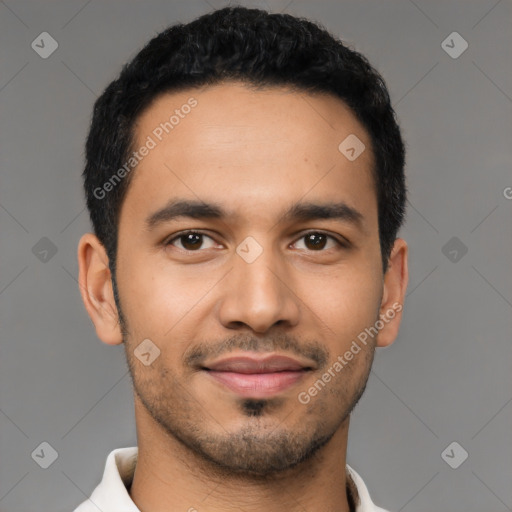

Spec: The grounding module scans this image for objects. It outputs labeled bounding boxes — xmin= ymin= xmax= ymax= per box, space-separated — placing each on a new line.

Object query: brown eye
xmin=294 ymin=232 xmax=342 ymax=251
xmin=167 ymin=231 xmax=216 ymax=251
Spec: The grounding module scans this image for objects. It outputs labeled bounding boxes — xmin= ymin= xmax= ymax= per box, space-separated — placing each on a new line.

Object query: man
xmin=75 ymin=6 xmax=408 ymax=512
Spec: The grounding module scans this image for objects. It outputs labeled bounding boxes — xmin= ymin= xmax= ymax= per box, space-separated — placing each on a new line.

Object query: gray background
xmin=1 ymin=1 xmax=511 ymax=511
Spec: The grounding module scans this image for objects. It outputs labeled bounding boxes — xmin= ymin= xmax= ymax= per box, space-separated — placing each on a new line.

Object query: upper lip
xmin=203 ymin=354 xmax=314 ymax=374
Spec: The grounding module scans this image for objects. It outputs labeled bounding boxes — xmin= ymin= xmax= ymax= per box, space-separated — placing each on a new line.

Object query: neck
xmin=129 ymin=397 xmax=357 ymax=512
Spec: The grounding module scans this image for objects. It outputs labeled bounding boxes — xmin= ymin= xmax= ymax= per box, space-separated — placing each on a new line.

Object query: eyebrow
xmin=145 ymin=199 xmax=365 ymax=232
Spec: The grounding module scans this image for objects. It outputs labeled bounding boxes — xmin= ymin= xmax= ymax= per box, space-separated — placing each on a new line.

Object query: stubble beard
xmin=125 ymin=343 xmax=375 ymax=479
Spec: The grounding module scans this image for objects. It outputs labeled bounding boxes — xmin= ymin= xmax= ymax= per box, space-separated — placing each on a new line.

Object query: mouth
xmin=201 ymin=354 xmax=314 ymax=398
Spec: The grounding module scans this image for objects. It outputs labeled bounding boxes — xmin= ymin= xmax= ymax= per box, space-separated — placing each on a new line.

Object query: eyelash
xmin=164 ymin=230 xmax=349 ymax=252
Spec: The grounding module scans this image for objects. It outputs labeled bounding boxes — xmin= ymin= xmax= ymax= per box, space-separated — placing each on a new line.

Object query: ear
xmin=77 ymin=233 xmax=124 ymax=345
xmin=375 ymin=238 xmax=408 ymax=348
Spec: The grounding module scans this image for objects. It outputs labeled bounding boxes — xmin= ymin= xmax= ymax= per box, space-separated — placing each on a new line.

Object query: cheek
xmin=119 ymin=255 xmax=216 ymax=337
xmin=298 ymin=264 xmax=382 ymax=345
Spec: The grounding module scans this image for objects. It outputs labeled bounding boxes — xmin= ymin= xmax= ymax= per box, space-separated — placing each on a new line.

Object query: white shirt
xmin=73 ymin=446 xmax=391 ymax=512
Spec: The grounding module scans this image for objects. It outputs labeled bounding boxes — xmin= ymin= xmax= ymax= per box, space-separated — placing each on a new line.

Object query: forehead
xmin=121 ymin=82 xmax=376 ymax=230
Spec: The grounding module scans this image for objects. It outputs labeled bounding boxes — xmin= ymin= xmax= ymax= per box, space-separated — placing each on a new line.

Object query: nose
xmin=217 ymin=243 xmax=301 ymax=334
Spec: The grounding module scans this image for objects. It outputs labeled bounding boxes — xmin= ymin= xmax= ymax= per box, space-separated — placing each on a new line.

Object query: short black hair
xmin=83 ymin=5 xmax=406 ymax=277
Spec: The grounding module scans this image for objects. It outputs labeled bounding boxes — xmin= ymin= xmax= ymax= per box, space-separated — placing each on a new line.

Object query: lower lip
xmin=205 ymin=370 xmax=308 ymax=398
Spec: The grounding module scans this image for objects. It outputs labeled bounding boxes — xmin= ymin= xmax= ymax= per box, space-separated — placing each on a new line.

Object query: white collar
xmin=73 ymin=446 xmax=390 ymax=512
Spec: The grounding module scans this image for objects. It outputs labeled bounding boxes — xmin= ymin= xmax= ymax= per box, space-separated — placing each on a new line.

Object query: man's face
xmin=114 ymin=82 xmax=385 ymax=475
